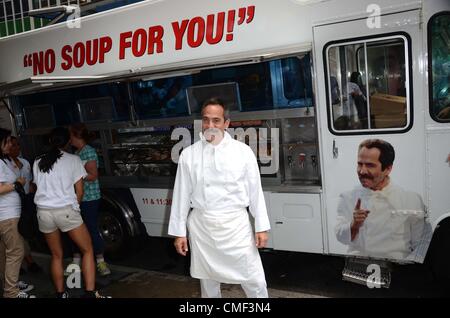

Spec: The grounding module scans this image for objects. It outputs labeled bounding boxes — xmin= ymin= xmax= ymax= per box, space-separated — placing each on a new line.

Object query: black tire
xmin=97 ymin=202 xmax=132 ymax=260
xmin=428 ymin=220 xmax=450 ymax=283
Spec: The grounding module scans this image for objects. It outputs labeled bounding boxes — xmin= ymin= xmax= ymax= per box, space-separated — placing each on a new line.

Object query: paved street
xmin=17 ymin=253 xmax=321 ymax=298
xmin=12 ymin=237 xmax=449 ymax=298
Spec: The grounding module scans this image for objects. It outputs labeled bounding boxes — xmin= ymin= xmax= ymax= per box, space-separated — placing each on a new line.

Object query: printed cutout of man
xmin=335 ymin=139 xmax=432 ymax=262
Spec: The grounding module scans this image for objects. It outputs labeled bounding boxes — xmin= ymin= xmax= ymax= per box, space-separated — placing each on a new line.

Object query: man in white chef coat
xmin=168 ymin=97 xmax=271 ymax=298
xmin=335 ymin=139 xmax=432 ymax=263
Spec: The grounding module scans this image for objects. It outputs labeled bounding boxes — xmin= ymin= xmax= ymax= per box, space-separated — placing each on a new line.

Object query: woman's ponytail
xmin=38 ymin=127 xmax=70 ymax=173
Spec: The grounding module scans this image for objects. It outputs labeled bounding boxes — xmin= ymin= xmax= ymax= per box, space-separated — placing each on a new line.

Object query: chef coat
xmin=335 ymin=182 xmax=432 ymax=263
xmin=168 ymin=131 xmax=270 ymax=237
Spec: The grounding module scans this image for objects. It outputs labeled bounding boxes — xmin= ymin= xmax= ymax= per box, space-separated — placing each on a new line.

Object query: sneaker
xmin=82 ymin=290 xmax=112 ymax=298
xmin=64 ymin=263 xmax=81 ymax=276
xmin=16 ymin=291 xmax=36 ymax=298
xmin=17 ymin=281 xmax=34 ymax=293
xmin=96 ymin=261 xmax=111 ymax=276
xmin=56 ymin=291 xmax=69 ymax=298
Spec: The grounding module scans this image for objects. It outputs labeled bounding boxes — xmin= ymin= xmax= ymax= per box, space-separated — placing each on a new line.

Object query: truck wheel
xmin=98 ymin=205 xmax=130 ymax=260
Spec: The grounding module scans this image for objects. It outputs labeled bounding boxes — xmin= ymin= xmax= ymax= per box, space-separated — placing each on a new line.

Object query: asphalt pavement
xmin=10 ymin=236 xmax=450 ymax=298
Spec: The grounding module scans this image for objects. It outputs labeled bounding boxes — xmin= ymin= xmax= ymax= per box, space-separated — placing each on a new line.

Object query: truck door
xmin=313 ymin=9 xmax=427 ymax=259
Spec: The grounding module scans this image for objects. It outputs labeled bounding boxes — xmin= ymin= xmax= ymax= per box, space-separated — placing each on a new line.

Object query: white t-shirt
xmin=33 ymin=151 xmax=87 ymax=211
xmin=8 ymin=157 xmax=32 ymax=194
xmin=346 ymin=82 xmax=366 ymax=119
xmin=0 ymin=159 xmax=21 ymax=221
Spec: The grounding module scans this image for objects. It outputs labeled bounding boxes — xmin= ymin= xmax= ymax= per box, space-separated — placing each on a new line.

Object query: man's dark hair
xmin=350 ymin=71 xmax=362 ymax=85
xmin=201 ymin=97 xmax=230 ymax=121
xmin=358 ymin=139 xmax=395 ymax=170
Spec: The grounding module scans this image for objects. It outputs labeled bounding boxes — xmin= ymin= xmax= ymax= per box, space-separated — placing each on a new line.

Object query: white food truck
xmin=0 ymin=0 xmax=449 ymax=286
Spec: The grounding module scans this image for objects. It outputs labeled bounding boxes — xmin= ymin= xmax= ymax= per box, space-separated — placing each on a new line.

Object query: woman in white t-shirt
xmin=0 ymin=128 xmax=29 ymax=298
xmin=33 ymin=127 xmax=107 ymax=298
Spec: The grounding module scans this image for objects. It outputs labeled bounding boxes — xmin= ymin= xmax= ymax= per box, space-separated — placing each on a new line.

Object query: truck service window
xmin=325 ymin=35 xmax=411 ymax=133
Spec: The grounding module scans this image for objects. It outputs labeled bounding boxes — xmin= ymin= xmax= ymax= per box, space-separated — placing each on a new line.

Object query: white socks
xmin=72 ymin=255 xmax=105 ymax=264
xmin=72 ymin=256 xmax=81 ymax=265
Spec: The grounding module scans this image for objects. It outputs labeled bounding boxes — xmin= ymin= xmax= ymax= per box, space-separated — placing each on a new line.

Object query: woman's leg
xmin=80 ymin=200 xmax=110 ymax=275
xmin=67 ymin=224 xmax=95 ymax=291
xmin=43 ymin=230 xmax=65 ymax=293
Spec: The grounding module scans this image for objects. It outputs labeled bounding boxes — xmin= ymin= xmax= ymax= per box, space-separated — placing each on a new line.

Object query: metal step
xmin=342 ymin=257 xmax=391 ymax=288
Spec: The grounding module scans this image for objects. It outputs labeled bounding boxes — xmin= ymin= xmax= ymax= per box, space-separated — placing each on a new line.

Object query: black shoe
xmin=56 ymin=291 xmax=69 ymax=298
xmin=81 ymin=290 xmax=111 ymax=298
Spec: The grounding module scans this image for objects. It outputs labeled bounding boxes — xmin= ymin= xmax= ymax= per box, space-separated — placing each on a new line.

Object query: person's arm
xmin=22 ymin=160 xmax=32 ymax=194
xmin=255 ymin=231 xmax=269 ymax=248
xmin=81 ymin=147 xmax=99 ymax=182
xmin=31 ymin=161 xmax=38 ymax=194
xmin=407 ymin=217 xmax=432 ymax=263
xmin=29 ymin=182 xmax=37 ymax=194
xmin=168 ymin=152 xmax=193 ymax=255
xmin=335 ymin=195 xmax=352 ymax=244
xmin=174 ymin=237 xmax=189 ymax=256
xmin=406 ymin=197 xmax=432 ymax=263
xmin=0 ymin=161 xmax=25 ymax=194
xmin=335 ymin=194 xmax=368 ymax=244
xmin=0 ymin=182 xmax=16 ymax=194
xmin=0 ymin=177 xmax=26 ymax=195
xmin=246 ymin=149 xmax=270 ymax=248
xmin=72 ymin=156 xmax=87 ymax=202
xmin=74 ymin=178 xmax=84 ymax=204
xmin=83 ymin=160 xmax=98 ymax=182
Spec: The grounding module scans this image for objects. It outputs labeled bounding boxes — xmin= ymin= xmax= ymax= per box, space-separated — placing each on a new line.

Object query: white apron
xmin=187 ymin=208 xmax=265 ymax=284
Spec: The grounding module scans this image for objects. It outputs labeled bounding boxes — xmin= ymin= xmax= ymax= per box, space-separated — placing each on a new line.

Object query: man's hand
xmin=174 ymin=236 xmax=189 ymax=256
xmin=255 ymin=231 xmax=268 ymax=248
xmin=350 ymin=198 xmax=370 ymax=241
